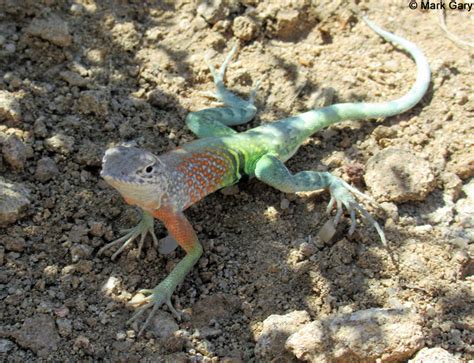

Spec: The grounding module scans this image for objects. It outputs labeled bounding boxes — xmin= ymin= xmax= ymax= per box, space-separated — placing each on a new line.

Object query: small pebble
xmin=116 ymin=331 xmax=127 ymax=341
xmin=0 ymin=339 xmax=15 ymax=353
xmin=25 ymin=16 xmax=72 ymax=47
xmin=2 ymin=134 xmax=27 ymax=170
xmin=89 ymin=221 xmax=105 ymax=237
xmin=280 ymin=198 xmax=290 ymax=210
xmin=220 ymin=185 xmax=239 ymax=196
xmin=5 ymin=43 xmax=16 ymax=53
xmin=33 ymin=117 xmax=48 ymax=138
xmin=70 ymin=3 xmax=84 ymax=15
xmin=232 ymin=16 xmax=258 ymax=41
xmin=0 ymin=90 xmax=21 ymax=122
xmin=35 ymin=157 xmax=59 ymax=182
xmin=45 ymin=133 xmax=75 ymax=155
xmin=317 ymin=220 xmax=336 ymax=243
xmin=5 ymin=237 xmax=26 ymax=252
xmin=56 ymin=318 xmax=72 ymax=337
xmin=299 ymin=242 xmax=316 ymax=257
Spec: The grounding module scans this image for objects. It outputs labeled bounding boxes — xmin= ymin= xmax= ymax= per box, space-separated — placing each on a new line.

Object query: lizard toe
xmin=127 ymin=284 xmax=177 ymax=336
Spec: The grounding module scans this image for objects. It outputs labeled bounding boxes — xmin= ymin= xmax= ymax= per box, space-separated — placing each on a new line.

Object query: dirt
xmin=0 ymin=0 xmax=473 ymax=362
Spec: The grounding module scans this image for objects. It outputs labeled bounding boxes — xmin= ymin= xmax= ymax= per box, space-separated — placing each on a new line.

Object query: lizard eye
xmin=145 ymin=165 xmax=154 ymax=174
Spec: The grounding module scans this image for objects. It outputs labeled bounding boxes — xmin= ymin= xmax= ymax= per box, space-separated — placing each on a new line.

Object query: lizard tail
xmin=296 ymin=17 xmax=430 ymax=135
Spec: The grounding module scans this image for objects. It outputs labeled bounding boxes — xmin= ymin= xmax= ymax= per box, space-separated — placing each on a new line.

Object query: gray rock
xmin=274 ymin=9 xmax=301 ymax=40
xmin=299 ymin=242 xmax=317 ymax=257
xmin=68 ymin=224 xmax=89 ymax=243
xmin=455 ymin=179 xmax=474 ymax=228
xmin=3 ymin=72 xmax=22 ymax=88
xmin=88 ymin=221 xmax=106 ymax=237
xmin=255 ymin=310 xmax=311 ymax=361
xmin=56 ymin=318 xmax=73 ymax=337
xmin=73 ymin=335 xmax=91 ymax=353
xmin=0 ymin=90 xmax=21 ymax=123
xmin=147 ymin=89 xmax=176 ymax=110
xmin=447 ymin=153 xmax=474 ymax=180
xmin=2 ymin=134 xmax=27 ymax=170
xmin=4 ymin=43 xmax=16 ymax=54
xmin=69 ymin=3 xmax=84 ymax=16
xmin=110 ymin=22 xmax=141 ymax=51
xmin=232 ymin=16 xmax=259 ymax=41
xmin=70 ymin=243 xmax=93 ymax=262
xmin=33 ymin=117 xmax=48 ymax=138
xmin=462 ymin=178 xmax=474 ymax=199
xmin=0 ymin=338 xmax=15 ymax=353
xmin=35 ymin=157 xmax=59 ymax=182
xmin=4 ymin=236 xmax=26 ymax=252
xmin=76 ymin=90 xmax=109 ymax=116
xmin=441 ymin=172 xmax=463 ymax=200
xmin=365 ymin=148 xmax=436 ymax=202
xmin=25 ymin=16 xmax=72 ymax=47
xmin=408 ymin=347 xmax=461 ymax=362
xmin=197 ymin=0 xmax=231 ymax=24
xmin=280 ymin=198 xmax=290 ymax=210
xmin=0 ymin=177 xmax=30 ymax=226
xmin=60 ymin=70 xmax=88 ymax=87
xmin=75 ymin=140 xmax=102 ymax=166
xmin=220 ymin=185 xmax=240 ymax=196
xmin=101 ymin=276 xmax=121 ymax=295
xmin=286 ymin=308 xmax=424 ymax=362
xmin=159 ymin=235 xmax=179 ymax=255
xmin=191 ymin=293 xmax=240 ymax=327
xmin=14 ymin=314 xmax=60 ymax=357
xmin=317 ymin=219 xmax=336 ymax=244
xmin=151 ymin=311 xmax=179 ymax=340
xmin=455 ymin=199 xmax=474 ymax=228
xmin=421 ymin=192 xmax=455 ymax=226
xmin=164 ymin=352 xmax=188 ymax=363
xmin=45 ymin=133 xmax=75 ymax=155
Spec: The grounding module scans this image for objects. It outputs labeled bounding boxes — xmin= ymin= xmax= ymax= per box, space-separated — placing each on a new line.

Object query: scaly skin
xmin=100 ymin=18 xmax=430 ymax=336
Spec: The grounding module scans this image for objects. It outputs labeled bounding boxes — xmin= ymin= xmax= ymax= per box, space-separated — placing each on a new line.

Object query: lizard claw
xmin=205 ymin=43 xmax=238 ymax=86
xmin=248 ymin=76 xmax=265 ymax=104
xmin=328 ymin=181 xmax=386 ymax=245
xmin=127 ymin=284 xmax=181 ymax=336
xmin=98 ymin=211 xmax=159 ymax=260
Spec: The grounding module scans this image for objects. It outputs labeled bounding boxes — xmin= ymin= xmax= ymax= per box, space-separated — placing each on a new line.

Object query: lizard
xmin=100 ymin=17 xmax=430 ymax=336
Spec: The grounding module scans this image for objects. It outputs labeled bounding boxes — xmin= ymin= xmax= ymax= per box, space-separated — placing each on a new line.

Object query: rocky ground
xmin=0 ymin=0 xmax=473 ymax=362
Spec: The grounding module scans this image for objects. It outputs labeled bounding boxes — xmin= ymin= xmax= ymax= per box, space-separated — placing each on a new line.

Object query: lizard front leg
xmin=127 ymin=207 xmax=203 ymax=336
xmin=97 ymin=210 xmax=159 ymax=260
xmin=254 ymin=154 xmax=386 ymax=244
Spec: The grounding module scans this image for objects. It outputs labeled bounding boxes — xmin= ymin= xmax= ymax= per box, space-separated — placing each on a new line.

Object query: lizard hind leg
xmin=205 ymin=43 xmax=260 ymax=117
xmin=186 ymin=45 xmax=263 ymax=138
xmin=254 ymin=154 xmax=386 ymax=245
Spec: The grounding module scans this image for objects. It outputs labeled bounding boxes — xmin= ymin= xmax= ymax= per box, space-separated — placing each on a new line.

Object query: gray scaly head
xmin=101 ymin=145 xmax=169 ymax=210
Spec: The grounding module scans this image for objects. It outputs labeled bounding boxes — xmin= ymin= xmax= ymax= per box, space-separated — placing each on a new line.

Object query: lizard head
xmin=101 ymin=145 xmax=169 ymax=209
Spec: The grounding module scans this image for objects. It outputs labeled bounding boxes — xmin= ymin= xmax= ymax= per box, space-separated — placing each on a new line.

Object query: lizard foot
xmin=98 ymin=211 xmax=158 ymax=260
xmin=327 ymin=180 xmax=386 ymax=245
xmin=205 ymin=43 xmax=238 ymax=86
xmin=127 ymin=282 xmax=181 ymax=337
xmin=248 ymin=76 xmax=264 ymax=104
xmin=203 ymin=43 xmax=261 ymax=115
